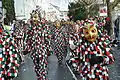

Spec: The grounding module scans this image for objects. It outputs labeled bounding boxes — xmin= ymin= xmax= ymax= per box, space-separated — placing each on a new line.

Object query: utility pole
xmin=0 ymin=0 xmax=2 ymax=22
xmin=118 ymin=16 xmax=120 ymax=47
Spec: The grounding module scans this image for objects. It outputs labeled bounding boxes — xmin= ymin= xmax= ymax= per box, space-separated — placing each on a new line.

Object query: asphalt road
xmin=14 ymin=47 xmax=120 ymax=80
xmin=14 ymin=54 xmax=73 ymax=80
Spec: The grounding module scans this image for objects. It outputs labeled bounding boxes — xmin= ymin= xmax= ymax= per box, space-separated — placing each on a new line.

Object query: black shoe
xmin=73 ymin=71 xmax=80 ymax=75
xmin=58 ymin=60 xmax=62 ymax=65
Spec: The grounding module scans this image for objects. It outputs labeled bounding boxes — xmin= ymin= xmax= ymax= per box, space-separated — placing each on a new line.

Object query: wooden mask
xmin=83 ymin=24 xmax=98 ymax=42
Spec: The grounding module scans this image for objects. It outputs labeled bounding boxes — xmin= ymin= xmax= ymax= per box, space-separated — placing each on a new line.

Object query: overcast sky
xmin=14 ymin=0 xmax=73 ymax=19
xmin=14 ymin=0 xmax=72 ymax=12
xmin=37 ymin=0 xmax=72 ymax=10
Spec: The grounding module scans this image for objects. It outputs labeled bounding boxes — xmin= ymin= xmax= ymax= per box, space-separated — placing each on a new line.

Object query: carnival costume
xmin=24 ymin=11 xmax=52 ymax=80
xmin=0 ymin=26 xmax=20 ymax=79
xmin=52 ymin=21 xmax=68 ymax=64
xmin=69 ymin=20 xmax=115 ymax=80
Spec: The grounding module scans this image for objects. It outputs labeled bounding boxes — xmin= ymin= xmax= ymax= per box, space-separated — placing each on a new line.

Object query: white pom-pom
xmin=9 ymin=51 xmax=12 ymax=55
xmin=88 ymin=48 xmax=90 ymax=51
xmin=14 ymin=73 xmax=18 ymax=77
xmin=106 ymin=48 xmax=110 ymax=51
xmin=92 ymin=75 xmax=95 ymax=78
xmin=85 ymin=51 xmax=88 ymax=54
xmin=99 ymin=42 xmax=102 ymax=45
xmin=3 ymin=42 xmax=5 ymax=45
xmin=101 ymin=38 xmax=104 ymax=41
xmin=81 ymin=34 xmax=84 ymax=37
xmin=10 ymin=46 xmax=12 ymax=49
xmin=6 ymin=38 xmax=10 ymax=42
xmin=79 ymin=39 xmax=82 ymax=42
xmin=69 ymin=40 xmax=73 ymax=44
xmin=70 ymin=52 xmax=72 ymax=56
xmin=0 ymin=54 xmax=2 ymax=58
xmin=10 ymin=57 xmax=13 ymax=61
xmin=73 ymin=63 xmax=77 ymax=67
xmin=13 ymin=49 xmax=15 ymax=51
xmin=7 ymin=49 xmax=9 ymax=51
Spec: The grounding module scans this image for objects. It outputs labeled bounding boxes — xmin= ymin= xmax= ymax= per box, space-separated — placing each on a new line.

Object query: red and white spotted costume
xmin=69 ymin=22 xmax=115 ymax=80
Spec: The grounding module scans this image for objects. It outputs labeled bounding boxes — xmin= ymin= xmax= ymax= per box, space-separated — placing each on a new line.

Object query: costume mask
xmin=55 ymin=21 xmax=60 ymax=29
xmin=33 ymin=14 xmax=39 ymax=24
xmin=83 ymin=24 xmax=98 ymax=42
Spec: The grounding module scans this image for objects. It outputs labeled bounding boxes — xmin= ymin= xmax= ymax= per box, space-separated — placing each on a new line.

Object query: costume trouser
xmin=31 ymin=52 xmax=48 ymax=80
xmin=81 ymin=76 xmax=109 ymax=80
xmin=55 ymin=50 xmax=63 ymax=63
xmin=54 ymin=44 xmax=64 ymax=63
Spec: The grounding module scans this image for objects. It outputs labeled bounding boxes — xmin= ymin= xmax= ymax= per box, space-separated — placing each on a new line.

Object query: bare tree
xmin=102 ymin=0 xmax=120 ymax=36
xmin=101 ymin=0 xmax=120 ymax=17
xmin=75 ymin=0 xmax=98 ymax=18
xmin=76 ymin=0 xmax=120 ymax=36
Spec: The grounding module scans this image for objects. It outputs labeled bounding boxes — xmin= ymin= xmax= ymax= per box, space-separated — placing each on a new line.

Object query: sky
xmin=36 ymin=0 xmax=72 ymax=10
xmin=14 ymin=0 xmax=72 ymax=13
xmin=14 ymin=0 xmax=73 ymax=19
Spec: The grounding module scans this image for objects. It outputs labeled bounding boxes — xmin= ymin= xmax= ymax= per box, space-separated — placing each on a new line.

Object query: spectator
xmin=11 ymin=20 xmax=16 ymax=35
xmin=104 ymin=17 xmax=111 ymax=36
xmin=114 ymin=16 xmax=119 ymax=40
xmin=114 ymin=16 xmax=120 ymax=47
xmin=3 ymin=18 xmax=11 ymax=34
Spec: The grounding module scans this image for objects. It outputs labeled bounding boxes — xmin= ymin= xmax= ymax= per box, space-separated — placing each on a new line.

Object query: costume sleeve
xmin=44 ymin=25 xmax=53 ymax=55
xmin=101 ymin=38 xmax=115 ymax=66
xmin=3 ymin=36 xmax=20 ymax=78
xmin=102 ymin=46 xmax=115 ymax=66
xmin=24 ymin=26 xmax=34 ymax=53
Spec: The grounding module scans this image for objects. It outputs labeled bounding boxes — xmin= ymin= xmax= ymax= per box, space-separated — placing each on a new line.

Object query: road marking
xmin=66 ymin=62 xmax=78 ymax=80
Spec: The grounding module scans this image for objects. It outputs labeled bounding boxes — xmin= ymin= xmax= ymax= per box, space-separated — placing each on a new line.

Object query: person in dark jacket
xmin=112 ymin=16 xmax=120 ymax=47
xmin=114 ymin=17 xmax=119 ymax=39
xmin=104 ymin=17 xmax=111 ymax=36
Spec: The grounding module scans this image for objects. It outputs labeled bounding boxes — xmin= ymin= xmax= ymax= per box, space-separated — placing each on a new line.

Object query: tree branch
xmin=81 ymin=0 xmax=89 ymax=5
xmin=110 ymin=0 xmax=120 ymax=10
xmin=79 ymin=0 xmax=97 ymax=7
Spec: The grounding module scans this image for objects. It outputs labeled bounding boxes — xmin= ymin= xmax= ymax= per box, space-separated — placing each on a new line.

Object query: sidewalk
xmin=108 ymin=47 xmax=120 ymax=80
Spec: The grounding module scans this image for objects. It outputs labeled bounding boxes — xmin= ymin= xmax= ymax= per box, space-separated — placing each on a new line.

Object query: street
xmin=1 ymin=0 xmax=120 ymax=80
xmin=14 ymin=47 xmax=120 ymax=80
xmin=14 ymin=54 xmax=73 ymax=80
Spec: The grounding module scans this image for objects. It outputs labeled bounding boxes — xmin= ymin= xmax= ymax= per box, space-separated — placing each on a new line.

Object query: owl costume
xmin=69 ymin=21 xmax=115 ymax=80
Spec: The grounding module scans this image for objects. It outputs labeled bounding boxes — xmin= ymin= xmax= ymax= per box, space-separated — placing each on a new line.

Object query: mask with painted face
xmin=32 ymin=14 xmax=39 ymax=24
xmin=83 ymin=24 xmax=98 ymax=42
xmin=55 ymin=21 xmax=60 ymax=29
xmin=30 ymin=10 xmax=40 ymax=24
